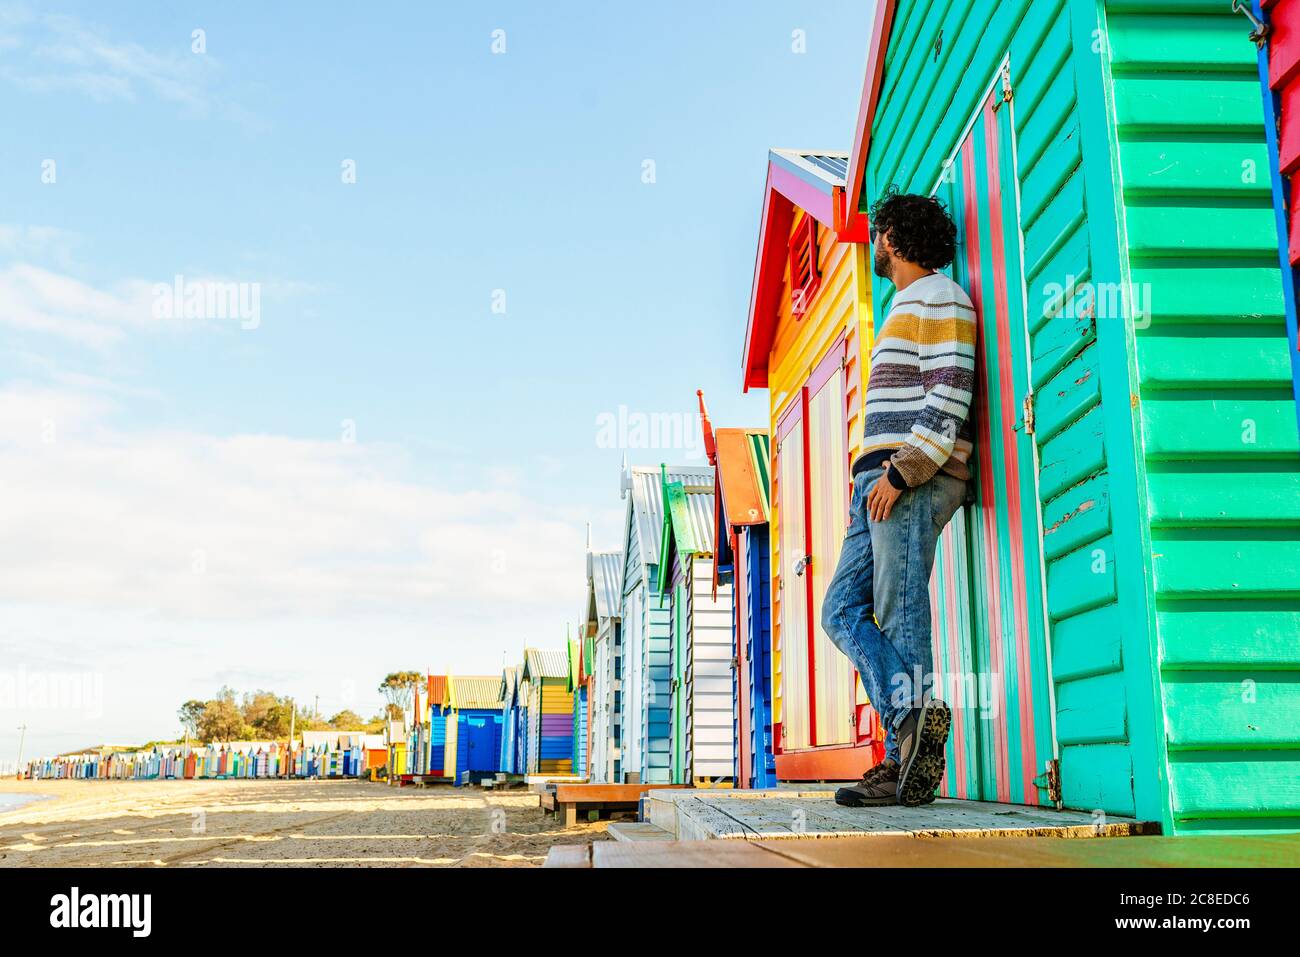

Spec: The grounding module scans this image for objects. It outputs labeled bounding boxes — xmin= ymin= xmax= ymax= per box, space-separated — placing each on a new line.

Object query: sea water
xmin=0 ymin=792 xmax=49 ymax=814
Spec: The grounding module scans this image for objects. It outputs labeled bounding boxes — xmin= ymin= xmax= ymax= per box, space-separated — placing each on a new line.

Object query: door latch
xmin=793 ymin=555 xmax=812 ymax=577
xmin=1022 ymin=393 xmax=1035 ymax=435
xmin=1033 ymin=758 xmax=1062 ymax=808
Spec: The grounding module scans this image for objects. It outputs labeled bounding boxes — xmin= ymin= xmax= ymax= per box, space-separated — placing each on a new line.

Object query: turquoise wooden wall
xmin=865 ymin=0 xmax=1156 ymax=822
xmin=1104 ymin=0 xmax=1300 ymax=833
xmin=864 ymin=0 xmax=1300 ymax=833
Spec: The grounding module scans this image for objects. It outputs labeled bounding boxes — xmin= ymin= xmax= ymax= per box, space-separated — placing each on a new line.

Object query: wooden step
xmin=607 ymin=821 xmax=675 ymax=842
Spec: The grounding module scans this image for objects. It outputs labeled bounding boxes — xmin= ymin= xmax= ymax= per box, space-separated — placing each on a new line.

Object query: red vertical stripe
xmin=962 ymin=109 xmax=1011 ymax=804
xmin=800 ymin=386 xmax=818 ymax=746
xmin=983 ymin=95 xmax=1039 ymax=805
xmin=942 ymin=527 xmax=968 ymax=799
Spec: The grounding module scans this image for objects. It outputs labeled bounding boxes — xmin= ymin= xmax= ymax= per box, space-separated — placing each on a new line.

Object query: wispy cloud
xmin=0 ymin=224 xmax=80 ymax=268
xmin=0 ymin=5 xmax=254 ymax=124
xmin=0 ymin=384 xmax=586 ymax=622
xmin=0 ymin=263 xmax=152 ymax=348
xmin=0 ymin=258 xmax=313 ymax=348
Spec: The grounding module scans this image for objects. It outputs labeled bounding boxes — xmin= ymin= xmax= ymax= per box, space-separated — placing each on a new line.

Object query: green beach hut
xmin=829 ymin=0 xmax=1300 ymax=835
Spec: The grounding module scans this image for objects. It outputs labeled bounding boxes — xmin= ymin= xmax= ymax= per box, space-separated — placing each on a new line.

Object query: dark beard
xmin=873 ymin=244 xmax=892 ymax=280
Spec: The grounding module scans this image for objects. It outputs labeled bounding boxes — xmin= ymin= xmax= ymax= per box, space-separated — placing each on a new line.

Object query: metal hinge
xmin=991 ymin=63 xmax=1013 ymax=111
xmin=1022 ymin=392 xmax=1035 ymax=435
xmin=1034 ymin=758 xmax=1062 ymax=808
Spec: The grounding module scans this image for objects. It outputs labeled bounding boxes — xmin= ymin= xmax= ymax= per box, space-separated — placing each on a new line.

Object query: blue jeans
xmin=820 ymin=466 xmax=966 ymax=764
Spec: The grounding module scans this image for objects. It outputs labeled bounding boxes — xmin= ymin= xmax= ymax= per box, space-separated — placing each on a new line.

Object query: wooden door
xmin=775 ymin=403 xmax=810 ymax=751
xmin=927 ymin=70 xmax=1056 ymax=805
xmin=807 ymin=345 xmax=855 ymax=746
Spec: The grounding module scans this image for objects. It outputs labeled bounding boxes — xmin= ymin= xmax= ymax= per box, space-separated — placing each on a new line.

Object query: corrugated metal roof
xmin=427 ymin=674 xmax=447 ymax=706
xmin=716 ymin=428 xmax=771 ymax=527
xmin=523 ymin=647 xmax=568 ymax=680
xmin=625 ymin=464 xmax=715 ymax=571
xmin=770 ymin=148 xmax=849 ymax=187
xmin=498 ymin=666 xmax=517 ymax=704
xmin=447 ymin=675 xmax=504 ymax=710
xmin=587 ymin=549 xmax=623 ymax=621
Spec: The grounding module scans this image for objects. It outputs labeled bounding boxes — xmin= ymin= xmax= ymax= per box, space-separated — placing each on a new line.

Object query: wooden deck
xmin=546 ymin=832 xmax=1300 ymax=868
xmin=644 ymin=788 xmax=1158 ymax=841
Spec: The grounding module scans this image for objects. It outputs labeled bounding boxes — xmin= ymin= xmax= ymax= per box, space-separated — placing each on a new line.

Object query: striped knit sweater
xmin=856 ymin=272 xmax=976 ymax=488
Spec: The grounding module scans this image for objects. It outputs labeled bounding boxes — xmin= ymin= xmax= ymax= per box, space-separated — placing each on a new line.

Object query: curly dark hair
xmin=869 ymin=187 xmax=957 ymax=270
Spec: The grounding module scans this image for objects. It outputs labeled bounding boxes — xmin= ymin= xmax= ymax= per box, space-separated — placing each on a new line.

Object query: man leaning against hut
xmin=821 ymin=187 xmax=975 ymax=808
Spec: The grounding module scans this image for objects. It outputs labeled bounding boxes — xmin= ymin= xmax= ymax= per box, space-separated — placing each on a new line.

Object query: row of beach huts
xmin=399 ymin=0 xmax=1300 ymax=838
xmin=23 ymin=732 xmax=385 ymax=781
xmin=16 ymin=3 xmax=1300 ymax=839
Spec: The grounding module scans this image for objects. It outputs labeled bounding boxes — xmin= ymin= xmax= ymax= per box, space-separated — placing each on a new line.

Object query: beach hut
xmin=498 ymin=666 xmax=524 ymax=775
xmin=802 ymin=0 xmax=1300 ymax=833
xmin=655 ymin=461 xmax=736 ymax=785
xmin=516 ymin=669 xmax=531 ymax=775
xmin=567 ymin=636 xmax=589 ymax=778
xmin=437 ymin=676 xmax=504 ymax=785
xmin=386 ymin=719 xmax=407 ymax=780
xmin=406 ymin=675 xmax=449 ymax=778
xmin=702 ymin=402 xmax=780 ymax=789
xmin=581 ymin=545 xmax=623 ymax=783
xmin=425 ymin=675 xmax=450 ymax=778
xmin=618 ymin=462 xmax=716 ymax=783
xmin=741 ymin=143 xmax=881 ymax=783
xmin=521 ymin=648 xmax=573 ymax=776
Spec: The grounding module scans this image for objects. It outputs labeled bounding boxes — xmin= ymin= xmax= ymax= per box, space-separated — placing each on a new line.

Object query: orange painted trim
xmin=775 ymin=742 xmax=873 ymax=782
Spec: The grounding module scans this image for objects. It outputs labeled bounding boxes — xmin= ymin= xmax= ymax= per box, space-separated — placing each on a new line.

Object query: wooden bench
xmin=540 ymin=783 xmax=687 ymax=827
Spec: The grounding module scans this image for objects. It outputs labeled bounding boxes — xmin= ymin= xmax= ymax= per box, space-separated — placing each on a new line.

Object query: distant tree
xmin=197 ymin=696 xmax=249 ymax=743
xmin=378 ymin=671 xmax=423 ymax=715
xmin=178 ymin=700 xmax=205 ymax=738
xmin=244 ymin=691 xmax=294 ymax=739
xmin=328 ymin=709 xmax=366 ymax=731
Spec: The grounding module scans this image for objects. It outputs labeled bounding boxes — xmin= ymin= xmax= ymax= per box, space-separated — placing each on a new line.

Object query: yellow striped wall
xmin=768 ymin=210 xmax=874 ymax=736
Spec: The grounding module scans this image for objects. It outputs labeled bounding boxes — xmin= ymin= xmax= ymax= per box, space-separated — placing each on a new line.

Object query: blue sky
xmin=0 ymin=1 xmax=874 ymax=759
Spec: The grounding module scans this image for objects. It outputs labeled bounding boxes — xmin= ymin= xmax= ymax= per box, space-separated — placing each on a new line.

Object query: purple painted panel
xmin=541 ymin=714 xmax=570 ymax=735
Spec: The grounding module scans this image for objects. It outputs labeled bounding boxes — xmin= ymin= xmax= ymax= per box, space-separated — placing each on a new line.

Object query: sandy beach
xmin=0 ymin=779 xmax=609 ymax=867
